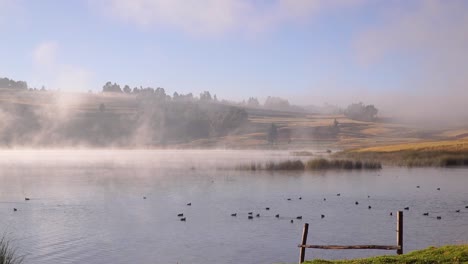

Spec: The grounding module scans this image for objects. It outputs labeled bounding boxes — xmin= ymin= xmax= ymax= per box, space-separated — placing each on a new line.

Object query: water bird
xmin=143 ymin=196 xmax=146 ymax=199
xmin=368 ymin=205 xmax=372 ymax=209
xmin=265 ymin=207 xmax=270 ymax=210
xmin=323 ymin=198 xmax=326 ymax=201
xmin=465 ymin=206 xmax=468 ymax=209
xmin=368 ymin=195 xmax=370 ymax=198
xmin=390 ymin=212 xmax=393 ymax=216
xmin=417 ymin=186 xmax=420 ymax=188
xmin=296 ymin=216 xmax=302 ymax=219
xmin=336 ymin=193 xmax=341 ymax=196
xmin=321 ymin=214 xmax=325 ymax=218
xmin=180 ymin=217 xmax=186 ymax=221
xmin=25 ymin=198 xmax=30 ymax=201
xmin=177 ymin=213 xmax=183 ymax=217
xmin=299 ymin=197 xmax=302 ymax=200
xmin=13 ymin=208 xmax=17 ymax=212
xmin=423 ymin=212 xmax=429 ymax=216
xmin=248 ymin=216 xmax=253 ymax=219
xmin=287 ymin=198 xmax=291 ymax=201
xmin=275 ymin=214 xmax=279 ymax=218
xmin=290 ymin=219 xmax=294 ymax=223
xmin=404 ymin=207 xmax=409 ymax=210
xmin=456 ymin=210 xmax=460 ymax=213
xmin=248 ymin=212 xmax=253 ymax=215
xmin=231 ymin=213 xmax=237 ymax=217
xmin=437 ymin=188 xmax=440 ymax=191
xmin=436 ymin=216 xmax=442 ymax=220
xmin=186 ymin=203 xmax=191 ymax=206
xmin=355 ymin=201 xmax=359 ymax=205
xmin=256 ymin=214 xmax=260 ymax=217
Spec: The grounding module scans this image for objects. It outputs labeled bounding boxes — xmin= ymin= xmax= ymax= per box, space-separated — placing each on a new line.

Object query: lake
xmin=0 ymin=150 xmax=467 ymax=264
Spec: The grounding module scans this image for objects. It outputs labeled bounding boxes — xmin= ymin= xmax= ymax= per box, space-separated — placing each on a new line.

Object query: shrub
xmin=354 ymin=160 xmax=362 ymax=169
xmin=235 ymin=159 xmax=381 ymax=171
xmin=265 ymin=160 xmax=305 ymax=170
xmin=306 ymin=159 xmax=330 ymax=170
xmin=0 ymin=237 xmax=23 ymax=264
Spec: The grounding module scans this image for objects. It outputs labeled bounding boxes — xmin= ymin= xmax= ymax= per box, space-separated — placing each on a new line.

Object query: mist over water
xmin=0 ymin=149 xmax=301 ymax=169
xmin=0 ymin=150 xmax=467 ymax=264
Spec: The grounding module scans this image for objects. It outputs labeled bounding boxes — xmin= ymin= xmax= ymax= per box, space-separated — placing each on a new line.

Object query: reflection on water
xmin=0 ymin=150 xmax=467 ymax=264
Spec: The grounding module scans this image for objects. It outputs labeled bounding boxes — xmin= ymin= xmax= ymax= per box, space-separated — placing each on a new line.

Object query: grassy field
xmin=337 ymin=139 xmax=468 ymax=167
xmin=355 ymin=139 xmax=468 ymax=152
xmin=304 ymin=245 xmax=468 ymax=264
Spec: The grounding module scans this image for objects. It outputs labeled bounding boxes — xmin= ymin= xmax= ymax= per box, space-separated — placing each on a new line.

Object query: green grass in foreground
xmin=303 ymin=245 xmax=468 ymax=264
xmin=0 ymin=237 xmax=23 ymax=264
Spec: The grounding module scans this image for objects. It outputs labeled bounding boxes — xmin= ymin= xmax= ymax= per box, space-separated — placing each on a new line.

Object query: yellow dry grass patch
xmin=439 ymin=129 xmax=468 ymax=138
xmin=355 ymin=139 xmax=468 ymax=153
xmin=360 ymin=126 xmax=393 ymax=136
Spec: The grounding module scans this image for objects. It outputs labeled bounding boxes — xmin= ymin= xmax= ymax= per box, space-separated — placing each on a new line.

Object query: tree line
xmin=0 ymin=77 xmax=47 ymax=91
xmin=0 ymin=77 xmax=28 ymax=90
xmin=102 ymin=81 xmax=299 ymax=111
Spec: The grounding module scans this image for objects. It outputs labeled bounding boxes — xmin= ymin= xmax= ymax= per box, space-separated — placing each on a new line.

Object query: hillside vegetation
xmin=1 ymin=82 xmax=468 ymax=150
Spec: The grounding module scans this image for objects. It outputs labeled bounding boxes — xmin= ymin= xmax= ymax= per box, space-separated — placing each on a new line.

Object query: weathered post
xmin=396 ymin=211 xmax=403 ymax=255
xmin=299 ymin=223 xmax=309 ymax=263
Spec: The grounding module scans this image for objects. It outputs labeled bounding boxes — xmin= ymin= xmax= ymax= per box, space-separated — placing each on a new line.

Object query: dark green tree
xmin=344 ymin=103 xmax=378 ymax=121
xmin=200 ymin=91 xmax=212 ymax=101
xmin=267 ymin=123 xmax=278 ymax=144
xmin=102 ymin=82 xmax=122 ymax=93
xmin=247 ymin=97 xmax=260 ymax=107
xmin=123 ymin=85 xmax=131 ymax=94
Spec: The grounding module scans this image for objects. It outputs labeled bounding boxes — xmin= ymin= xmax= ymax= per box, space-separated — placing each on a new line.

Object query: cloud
xmin=0 ymin=0 xmax=20 ymax=28
xmin=32 ymin=41 xmax=93 ymax=91
xmin=352 ymin=0 xmax=468 ymax=124
xmin=355 ymin=0 xmax=468 ymax=67
xmin=95 ymin=0 xmax=365 ymax=35
xmin=33 ymin=41 xmax=59 ymax=67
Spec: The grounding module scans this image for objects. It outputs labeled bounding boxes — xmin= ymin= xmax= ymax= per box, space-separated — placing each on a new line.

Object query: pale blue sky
xmin=0 ymin=0 xmax=467 ymax=106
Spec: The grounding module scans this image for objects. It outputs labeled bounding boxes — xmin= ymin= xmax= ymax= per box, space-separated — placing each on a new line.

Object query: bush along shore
xmin=336 ymin=150 xmax=468 ymax=167
xmin=303 ymin=244 xmax=468 ymax=264
xmin=0 ymin=237 xmax=23 ymax=264
xmin=235 ymin=158 xmax=382 ymax=171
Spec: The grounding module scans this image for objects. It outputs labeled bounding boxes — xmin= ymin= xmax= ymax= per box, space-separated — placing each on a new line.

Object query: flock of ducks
xmin=175 ymin=202 xmax=192 ymax=221
xmin=171 ymin=185 xmax=467 ymax=223
xmin=412 ymin=186 xmax=466 ymax=219
xmin=12 ymin=197 xmax=30 ymax=212
xmin=15 ymin=185 xmax=466 ymax=224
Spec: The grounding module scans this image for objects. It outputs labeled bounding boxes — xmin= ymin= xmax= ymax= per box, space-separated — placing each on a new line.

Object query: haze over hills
xmin=1 ymin=76 xmax=467 ymax=149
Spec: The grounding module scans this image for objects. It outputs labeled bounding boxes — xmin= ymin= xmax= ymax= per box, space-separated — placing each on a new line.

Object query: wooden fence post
xmin=299 ymin=223 xmax=309 ymax=264
xmin=397 ymin=211 xmax=403 ymax=255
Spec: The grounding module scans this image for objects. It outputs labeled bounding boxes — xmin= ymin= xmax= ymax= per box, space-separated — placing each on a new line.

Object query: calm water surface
xmin=0 ymin=150 xmax=467 ymax=264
